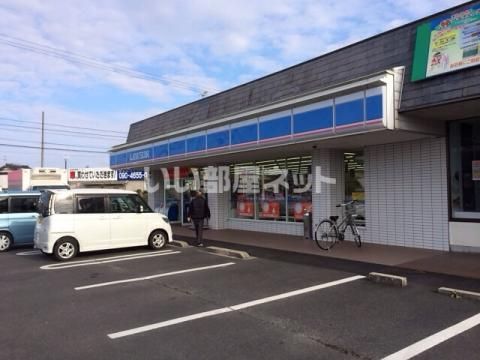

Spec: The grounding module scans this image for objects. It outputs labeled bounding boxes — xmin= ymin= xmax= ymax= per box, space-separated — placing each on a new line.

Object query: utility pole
xmin=41 ymin=111 xmax=45 ymax=167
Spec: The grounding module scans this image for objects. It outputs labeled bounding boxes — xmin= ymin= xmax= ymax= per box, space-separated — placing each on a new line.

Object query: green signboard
xmin=412 ymin=4 xmax=480 ymax=81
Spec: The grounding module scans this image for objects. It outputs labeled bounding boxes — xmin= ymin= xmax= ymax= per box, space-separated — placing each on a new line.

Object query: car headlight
xmin=161 ymin=215 xmax=169 ymax=223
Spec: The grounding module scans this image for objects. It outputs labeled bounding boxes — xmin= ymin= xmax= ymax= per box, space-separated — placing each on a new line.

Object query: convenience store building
xmin=111 ymin=1 xmax=480 ymax=253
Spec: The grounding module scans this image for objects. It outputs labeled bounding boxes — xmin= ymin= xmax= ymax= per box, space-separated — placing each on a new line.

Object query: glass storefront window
xmin=344 ymin=152 xmax=365 ymax=225
xmin=449 ymin=119 xmax=480 ymax=220
xmin=229 ymin=157 xmax=312 ymax=222
xmin=287 ymin=156 xmax=312 ymax=222
xmin=230 ymin=163 xmax=257 ymax=219
xmin=257 ymin=159 xmax=287 ymax=221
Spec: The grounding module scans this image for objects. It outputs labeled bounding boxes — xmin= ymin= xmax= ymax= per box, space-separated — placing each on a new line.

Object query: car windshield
xmin=136 ymin=195 xmax=153 ymax=212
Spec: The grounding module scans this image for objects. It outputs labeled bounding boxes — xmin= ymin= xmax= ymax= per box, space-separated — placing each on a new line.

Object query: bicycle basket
xmin=344 ymin=202 xmax=357 ymax=216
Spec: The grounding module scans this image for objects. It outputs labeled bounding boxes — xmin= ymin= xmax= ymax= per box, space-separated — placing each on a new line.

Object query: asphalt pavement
xmin=1 ymin=244 xmax=480 ymax=360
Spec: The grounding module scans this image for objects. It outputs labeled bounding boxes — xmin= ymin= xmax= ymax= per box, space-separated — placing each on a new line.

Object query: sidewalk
xmin=172 ymin=225 xmax=480 ymax=280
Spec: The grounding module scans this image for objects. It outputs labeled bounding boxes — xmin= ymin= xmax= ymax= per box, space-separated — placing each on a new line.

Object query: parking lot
xmin=2 ymin=244 xmax=480 ymax=360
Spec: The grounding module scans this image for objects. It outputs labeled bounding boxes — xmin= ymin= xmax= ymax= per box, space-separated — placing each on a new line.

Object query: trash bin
xmin=303 ymin=212 xmax=313 ymax=239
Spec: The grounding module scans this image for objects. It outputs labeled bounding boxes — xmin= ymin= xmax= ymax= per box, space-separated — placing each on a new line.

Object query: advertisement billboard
xmin=412 ymin=4 xmax=480 ymax=81
xmin=69 ymin=168 xmax=117 ymax=182
xmin=69 ymin=168 xmax=147 ymax=182
xmin=117 ymin=169 xmax=147 ymax=181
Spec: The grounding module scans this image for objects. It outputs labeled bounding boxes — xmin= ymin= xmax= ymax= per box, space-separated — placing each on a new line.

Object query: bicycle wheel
xmin=349 ymin=224 xmax=362 ymax=248
xmin=315 ymin=220 xmax=338 ymax=250
xmin=354 ymin=234 xmax=361 ymax=247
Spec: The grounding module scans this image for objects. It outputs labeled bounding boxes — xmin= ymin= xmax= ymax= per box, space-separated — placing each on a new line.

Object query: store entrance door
xmin=165 ymin=185 xmax=181 ymax=223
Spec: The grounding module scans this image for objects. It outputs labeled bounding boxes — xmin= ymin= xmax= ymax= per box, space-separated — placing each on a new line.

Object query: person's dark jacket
xmin=188 ymin=196 xmax=211 ymax=220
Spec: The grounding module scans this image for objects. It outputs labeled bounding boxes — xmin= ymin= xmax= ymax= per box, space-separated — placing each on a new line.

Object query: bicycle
xmin=314 ymin=201 xmax=362 ymax=250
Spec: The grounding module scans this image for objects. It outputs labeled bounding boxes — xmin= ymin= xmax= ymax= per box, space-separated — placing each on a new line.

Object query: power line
xmin=43 ymin=141 xmax=109 ymax=150
xmin=0 ymin=142 xmax=108 ymax=154
xmin=0 ymin=34 xmax=219 ymax=95
xmin=0 ymin=126 xmax=123 ymax=141
xmin=0 ymin=123 xmax=125 ymax=139
xmin=0 ymin=137 xmax=109 ymax=150
xmin=1 ymin=148 xmax=105 ymax=157
xmin=0 ymin=116 xmax=127 ymax=135
xmin=0 ymin=119 xmax=125 ymax=138
xmin=0 ymin=149 xmax=106 ymax=162
xmin=1 ymin=39 xmax=199 ymax=92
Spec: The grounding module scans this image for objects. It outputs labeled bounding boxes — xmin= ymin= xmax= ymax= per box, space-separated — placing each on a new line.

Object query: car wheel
xmin=149 ymin=230 xmax=167 ymax=250
xmin=53 ymin=238 xmax=78 ymax=261
xmin=0 ymin=232 xmax=12 ymax=252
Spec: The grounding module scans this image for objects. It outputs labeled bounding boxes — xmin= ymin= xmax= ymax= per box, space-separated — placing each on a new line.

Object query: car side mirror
xmin=137 ymin=205 xmax=144 ymax=213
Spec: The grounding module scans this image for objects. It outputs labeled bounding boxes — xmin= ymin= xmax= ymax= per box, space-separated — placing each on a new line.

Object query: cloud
xmin=0 ymin=0 xmax=467 ymax=167
xmin=1 ymin=0 xmax=466 ymax=93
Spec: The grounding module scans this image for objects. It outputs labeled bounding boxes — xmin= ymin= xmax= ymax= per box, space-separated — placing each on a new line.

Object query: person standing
xmin=188 ymin=191 xmax=210 ymax=246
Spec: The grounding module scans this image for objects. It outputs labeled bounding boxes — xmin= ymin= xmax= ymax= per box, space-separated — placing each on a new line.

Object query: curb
xmin=172 ymin=233 xmax=480 ymax=284
xmin=204 ymin=246 xmax=251 ymax=259
xmin=170 ymin=240 xmax=191 ymax=248
xmin=438 ymin=287 xmax=480 ymax=301
xmin=368 ymin=272 xmax=407 ymax=287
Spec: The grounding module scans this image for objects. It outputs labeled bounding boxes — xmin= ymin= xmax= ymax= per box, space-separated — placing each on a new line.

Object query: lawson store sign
xmin=111 ymin=86 xmax=388 ymax=168
xmin=69 ymin=168 xmax=146 ymax=182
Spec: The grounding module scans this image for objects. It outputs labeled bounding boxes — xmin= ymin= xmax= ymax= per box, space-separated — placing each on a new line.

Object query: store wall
xmin=125 ymin=180 xmax=147 ymax=192
xmin=209 ymin=191 xmax=228 ymax=230
xmin=449 ymin=222 xmax=480 ymax=252
xmin=227 ymin=218 xmax=304 ymax=236
xmin=364 ymin=137 xmax=449 ymax=250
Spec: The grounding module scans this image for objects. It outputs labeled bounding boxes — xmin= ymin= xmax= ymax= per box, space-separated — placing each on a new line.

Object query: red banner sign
xmin=166 ymin=167 xmax=191 ymax=178
xmin=259 ymin=201 xmax=280 ymax=219
xmin=237 ymin=201 xmax=254 ymax=217
xmin=293 ymin=202 xmax=312 ymax=220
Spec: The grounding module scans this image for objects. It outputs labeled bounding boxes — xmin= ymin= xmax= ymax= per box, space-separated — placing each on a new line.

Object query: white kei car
xmin=34 ymin=189 xmax=172 ymax=261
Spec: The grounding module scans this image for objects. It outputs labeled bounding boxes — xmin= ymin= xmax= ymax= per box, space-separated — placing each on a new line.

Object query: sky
xmin=0 ymin=0 xmax=467 ymax=168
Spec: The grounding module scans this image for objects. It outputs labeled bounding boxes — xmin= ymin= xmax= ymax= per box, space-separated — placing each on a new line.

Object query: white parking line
xmin=40 ymin=250 xmax=179 ymax=270
xmin=382 ymin=312 xmax=480 ymax=360
xmin=16 ymin=250 xmax=42 ymax=256
xmin=75 ymin=262 xmax=236 ymax=290
xmin=108 ymin=274 xmax=365 ymax=339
